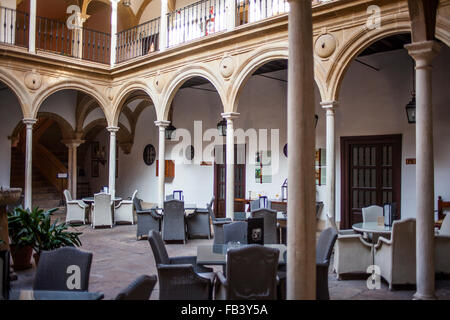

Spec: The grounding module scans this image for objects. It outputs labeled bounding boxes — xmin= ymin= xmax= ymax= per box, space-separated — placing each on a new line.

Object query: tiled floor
xmin=10 ymin=214 xmax=450 ymax=300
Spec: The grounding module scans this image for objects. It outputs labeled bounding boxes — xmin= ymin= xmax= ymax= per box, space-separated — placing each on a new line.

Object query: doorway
xmin=340 ymin=134 xmax=402 ymax=229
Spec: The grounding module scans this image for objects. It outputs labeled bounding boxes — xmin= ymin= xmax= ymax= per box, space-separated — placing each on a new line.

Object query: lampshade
xmin=217 ymin=119 xmax=227 ymax=136
xmin=315 ymin=114 xmax=319 ymax=128
xmin=122 ymin=0 xmax=131 ymax=6
xmin=165 ymin=124 xmax=176 ymax=140
xmin=405 ymin=93 xmax=416 ymax=124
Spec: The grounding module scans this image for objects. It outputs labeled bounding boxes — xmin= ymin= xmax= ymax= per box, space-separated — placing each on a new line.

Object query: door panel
xmin=341 ymin=135 xmax=401 ymax=229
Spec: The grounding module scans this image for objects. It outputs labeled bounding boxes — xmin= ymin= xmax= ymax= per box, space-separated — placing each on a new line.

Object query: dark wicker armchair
xmin=33 ymin=247 xmax=93 ymax=291
xmin=115 ymin=275 xmax=157 ymax=300
xmin=1 ymin=250 xmax=10 ymax=300
xmin=148 ymin=230 xmax=215 ymax=300
xmin=223 ymin=221 xmax=248 ymax=244
xmin=215 ymin=245 xmax=279 ymax=300
xmin=162 ymin=199 xmax=186 ymax=243
xmin=134 ymin=197 xmax=162 ymax=240
xmin=186 ymin=208 xmax=211 ymax=239
xmin=207 ymin=197 xmax=232 ymax=245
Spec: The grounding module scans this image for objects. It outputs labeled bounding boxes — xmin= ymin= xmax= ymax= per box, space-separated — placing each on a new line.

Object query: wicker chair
xmin=223 ymin=221 xmax=248 ymax=244
xmin=115 ymin=275 xmax=157 ymax=300
xmin=251 ymin=208 xmax=278 ymax=244
xmin=64 ymin=189 xmax=89 ymax=224
xmin=207 ymin=197 xmax=232 ymax=245
xmin=278 ymin=228 xmax=338 ymax=300
xmin=162 ymin=199 xmax=186 ymax=243
xmin=436 ymin=214 xmax=450 ymax=274
xmin=186 ymin=209 xmax=211 ymax=239
xmin=316 ymin=227 xmax=338 ymax=300
xmin=135 ymin=197 xmax=162 ymax=240
xmin=374 ymin=218 xmax=416 ymax=289
xmin=1 ymin=250 xmax=10 ymax=300
xmin=114 ymin=190 xmax=137 ymax=225
xmin=33 ymin=247 xmax=93 ymax=291
xmin=215 ymin=245 xmax=279 ymax=300
xmin=148 ymin=230 xmax=212 ymax=273
xmin=91 ymin=193 xmax=113 ymax=228
xmin=148 ymin=230 xmax=214 ymax=299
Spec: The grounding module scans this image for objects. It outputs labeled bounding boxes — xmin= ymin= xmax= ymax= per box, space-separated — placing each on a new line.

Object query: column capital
xmin=154 ymin=120 xmax=171 ymax=128
xmin=221 ymin=112 xmax=240 ymax=120
xmin=110 ymin=0 xmax=120 ymax=5
xmin=107 ymin=126 xmax=120 ymax=133
xmin=62 ymin=139 xmax=85 ymax=148
xmin=320 ymin=101 xmax=338 ymax=109
xmin=23 ymin=118 xmax=37 ymax=127
xmin=405 ymin=41 xmax=441 ymax=68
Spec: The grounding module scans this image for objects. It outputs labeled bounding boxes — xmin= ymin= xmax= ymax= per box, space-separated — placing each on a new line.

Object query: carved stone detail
xmin=24 ymin=71 xmax=42 ymax=90
xmin=315 ymin=33 xmax=337 ymax=59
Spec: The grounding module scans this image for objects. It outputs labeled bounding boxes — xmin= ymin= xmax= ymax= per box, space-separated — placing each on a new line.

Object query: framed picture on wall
xmin=91 ymin=141 xmax=99 ymax=159
xmin=91 ymin=160 xmax=99 ymax=178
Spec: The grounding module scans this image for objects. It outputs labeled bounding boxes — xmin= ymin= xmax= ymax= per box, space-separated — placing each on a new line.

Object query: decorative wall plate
xmin=143 ymin=144 xmax=156 ymax=166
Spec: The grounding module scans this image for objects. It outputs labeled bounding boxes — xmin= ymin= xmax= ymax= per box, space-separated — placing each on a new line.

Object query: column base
xmin=412 ymin=292 xmax=437 ymax=300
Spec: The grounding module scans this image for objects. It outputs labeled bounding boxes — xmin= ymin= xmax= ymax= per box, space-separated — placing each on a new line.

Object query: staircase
xmin=10 ymin=147 xmax=63 ymax=210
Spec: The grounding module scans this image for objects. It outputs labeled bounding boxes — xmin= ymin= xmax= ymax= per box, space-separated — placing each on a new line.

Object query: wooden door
xmin=341 ymin=135 xmax=402 ymax=229
xmin=214 ymin=145 xmax=246 ymax=218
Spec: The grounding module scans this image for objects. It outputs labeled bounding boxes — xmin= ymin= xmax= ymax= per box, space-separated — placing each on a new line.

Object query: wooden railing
xmin=33 ymin=144 xmax=68 ymax=193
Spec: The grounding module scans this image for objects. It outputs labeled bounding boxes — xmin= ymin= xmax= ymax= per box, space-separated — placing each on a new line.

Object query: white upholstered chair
xmin=435 ymin=214 xmax=450 ymax=274
xmin=362 ymin=205 xmax=384 ymax=241
xmin=114 ymin=190 xmax=138 ymax=225
xmin=374 ymin=218 xmax=416 ymax=289
xmin=91 ymin=193 xmax=113 ymax=228
xmin=64 ymin=189 xmax=89 ymax=224
xmin=333 ymin=229 xmax=373 ymax=279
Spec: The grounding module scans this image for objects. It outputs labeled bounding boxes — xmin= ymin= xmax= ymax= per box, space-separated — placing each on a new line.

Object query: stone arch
xmin=36 ymin=112 xmax=75 ymax=140
xmin=112 ymin=81 xmax=158 ymax=126
xmin=229 ymin=44 xmax=327 ymax=112
xmin=326 ymin=18 xmax=450 ymax=102
xmin=0 ymin=71 xmax=30 ymax=118
xmin=160 ymin=65 xmax=227 ymax=121
xmin=32 ymin=80 xmax=110 ymax=124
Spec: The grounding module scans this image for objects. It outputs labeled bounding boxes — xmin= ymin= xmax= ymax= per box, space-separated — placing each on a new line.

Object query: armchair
xmin=186 ymin=208 xmax=211 ymax=239
xmin=251 ymin=208 xmax=278 ymax=244
xmin=162 ymin=199 xmax=186 ymax=243
xmin=115 ymin=275 xmax=157 ymax=300
xmin=91 ymin=193 xmax=113 ymax=228
xmin=134 ymin=197 xmax=162 ymax=240
xmin=114 ymin=190 xmax=138 ymax=225
xmin=362 ymin=205 xmax=383 ymax=242
xmin=64 ymin=189 xmax=89 ymax=224
xmin=316 ymin=227 xmax=338 ymax=300
xmin=374 ymin=218 xmax=416 ymax=289
xmin=215 ymin=245 xmax=279 ymax=300
xmin=207 ymin=197 xmax=232 ymax=245
xmin=333 ymin=229 xmax=373 ymax=279
xmin=1 ymin=250 xmax=10 ymax=300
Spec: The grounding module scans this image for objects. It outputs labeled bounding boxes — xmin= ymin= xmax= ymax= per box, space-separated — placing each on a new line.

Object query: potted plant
xmin=7 ymin=206 xmax=36 ymax=270
xmin=32 ymin=208 xmax=82 ymax=266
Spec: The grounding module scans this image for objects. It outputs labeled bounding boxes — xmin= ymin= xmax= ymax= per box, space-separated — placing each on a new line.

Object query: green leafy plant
xmin=8 ymin=206 xmax=82 ymax=255
xmin=34 ymin=209 xmax=82 ymax=256
xmin=7 ymin=206 xmax=36 ymax=250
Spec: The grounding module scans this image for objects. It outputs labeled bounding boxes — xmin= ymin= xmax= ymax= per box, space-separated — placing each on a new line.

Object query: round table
xmin=82 ymin=197 xmax=122 ymax=203
xmin=352 ymin=222 xmax=392 ymax=235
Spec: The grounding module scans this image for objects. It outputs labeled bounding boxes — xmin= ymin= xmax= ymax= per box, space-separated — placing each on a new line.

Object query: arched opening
xmin=233 ymin=58 xmax=324 ymax=231
xmin=111 ymin=89 xmax=158 ymax=203
xmin=162 ymin=76 xmax=225 ymax=215
xmin=0 ymin=81 xmax=25 ymax=195
xmin=334 ymin=33 xmax=450 ymax=229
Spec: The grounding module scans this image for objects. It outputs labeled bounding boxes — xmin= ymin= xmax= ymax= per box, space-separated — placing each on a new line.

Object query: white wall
xmin=0 ymin=87 xmax=23 ymax=187
xmin=39 ymin=90 xmax=77 ymax=130
xmin=139 ymin=0 xmax=161 ymax=24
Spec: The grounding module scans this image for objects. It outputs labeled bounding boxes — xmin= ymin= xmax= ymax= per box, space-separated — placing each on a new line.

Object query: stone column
xmin=64 ymin=140 xmax=84 ymax=198
xmin=110 ymin=0 xmax=120 ymax=65
xmin=405 ymin=40 xmax=441 ymax=300
xmin=107 ymin=126 xmax=119 ymax=199
xmin=29 ymin=0 xmax=36 ymax=53
xmin=321 ymin=101 xmax=338 ymax=229
xmin=72 ymin=13 xmax=88 ymax=59
xmin=286 ymin=0 xmax=316 ymax=300
xmin=160 ymin=0 xmax=168 ymax=51
xmin=221 ymin=112 xmax=239 ymax=220
xmin=155 ymin=121 xmax=170 ymax=207
xmin=23 ymin=118 xmax=36 ymax=210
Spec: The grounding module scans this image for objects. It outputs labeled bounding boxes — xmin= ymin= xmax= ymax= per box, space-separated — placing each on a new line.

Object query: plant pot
xmin=33 ymin=252 xmax=40 ymax=267
xmin=10 ymin=245 xmax=33 ymax=271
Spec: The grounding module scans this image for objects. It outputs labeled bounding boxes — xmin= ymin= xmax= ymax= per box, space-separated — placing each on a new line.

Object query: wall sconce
xmin=217 ymin=119 xmax=227 ymax=136
xmin=122 ymin=0 xmax=131 ymax=7
xmin=165 ymin=124 xmax=176 ymax=140
xmin=315 ymin=114 xmax=319 ymax=128
xmin=406 ymin=59 xmax=416 ymax=124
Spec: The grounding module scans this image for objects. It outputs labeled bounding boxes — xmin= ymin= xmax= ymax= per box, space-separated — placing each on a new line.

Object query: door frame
xmin=340 ymin=134 xmax=402 ymax=229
